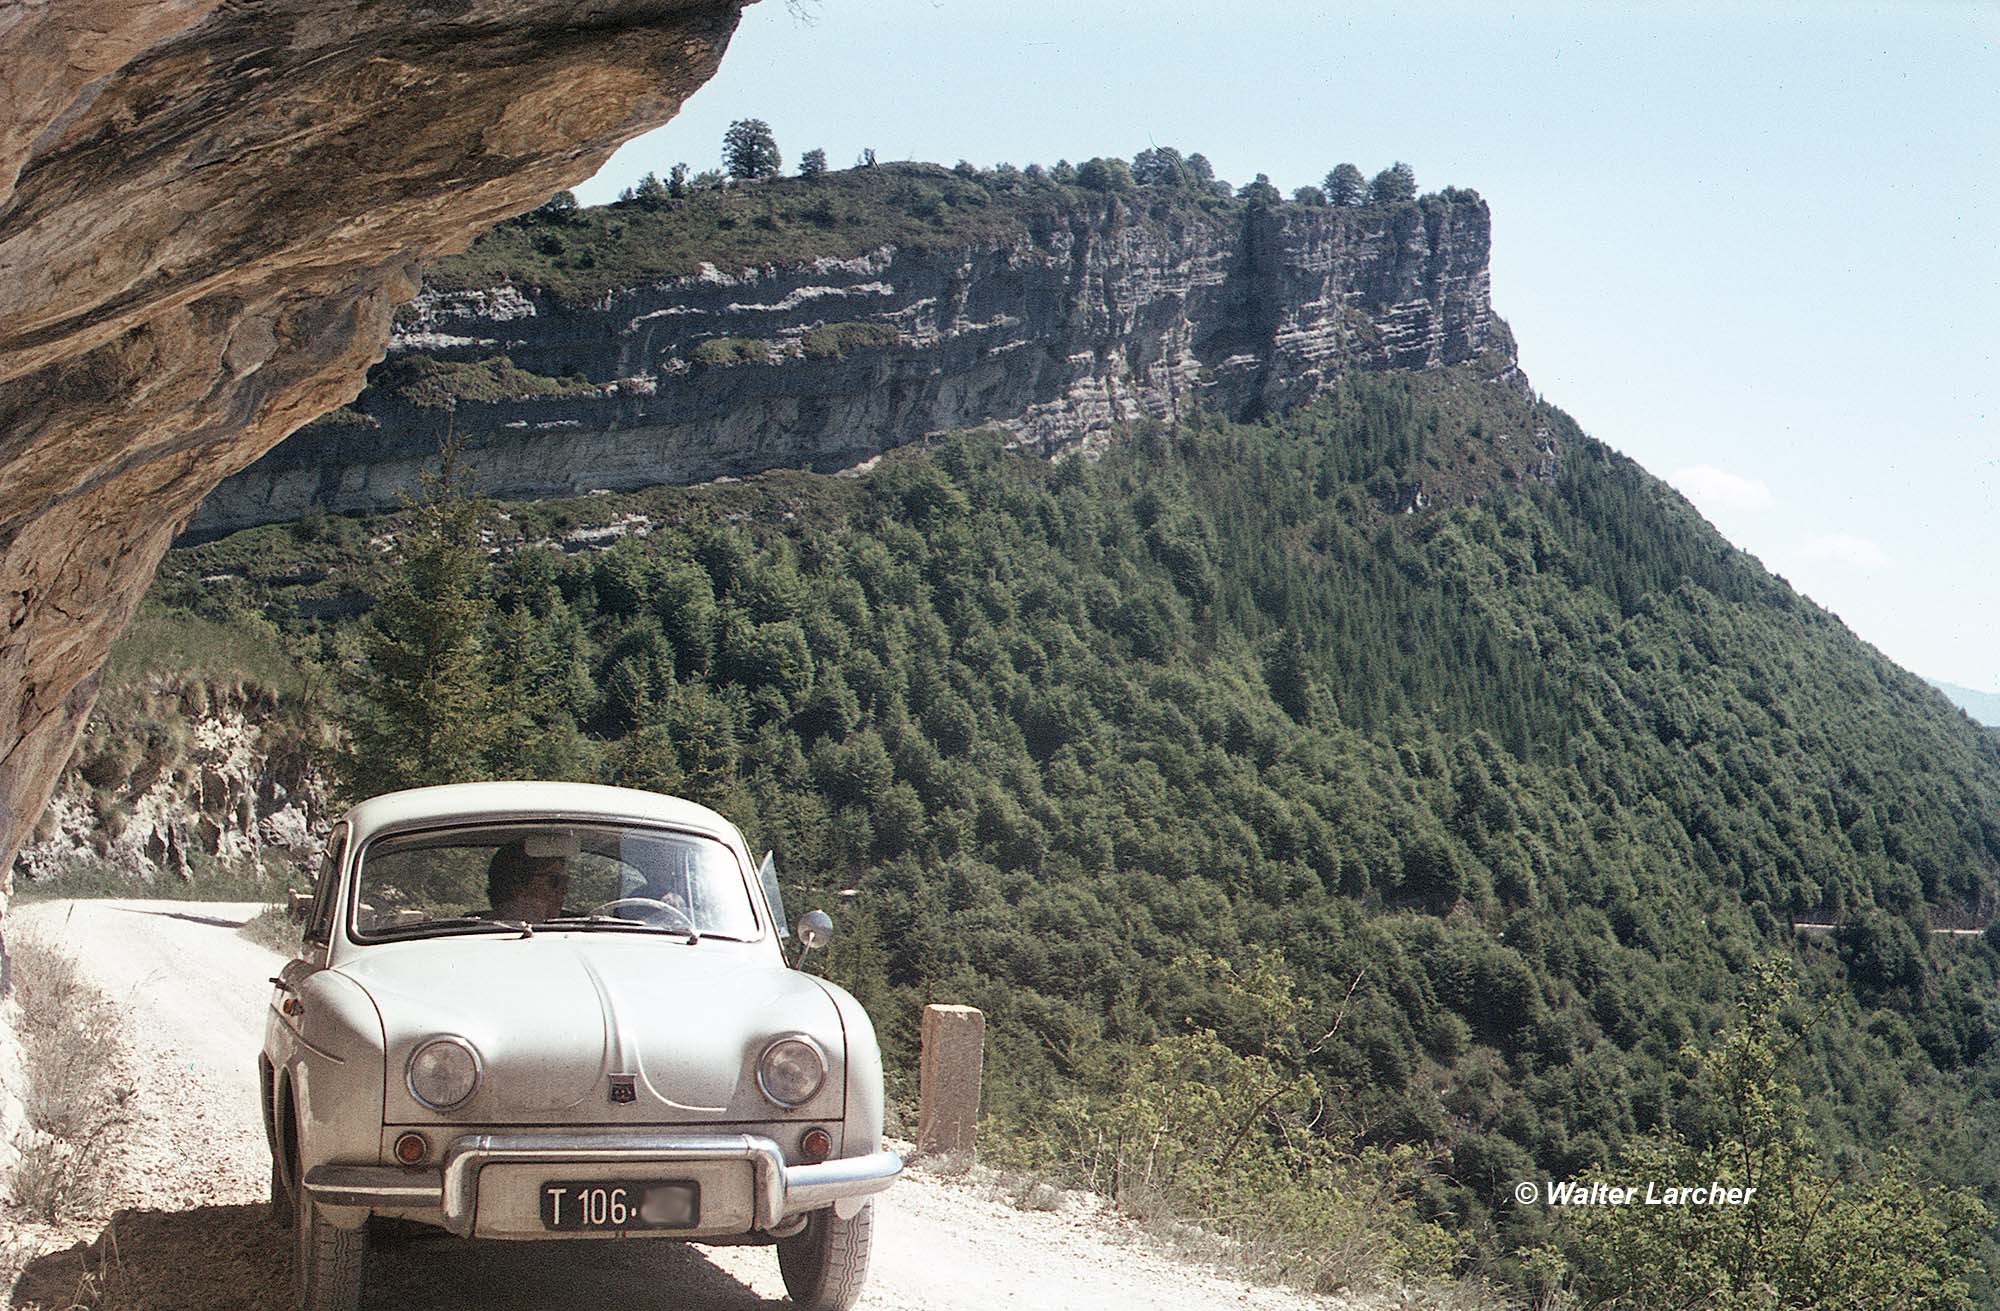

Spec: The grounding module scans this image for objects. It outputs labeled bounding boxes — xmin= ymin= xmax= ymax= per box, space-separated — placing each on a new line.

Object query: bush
xmin=690 ymin=337 xmax=773 ymax=368
xmin=800 ymin=322 xmax=900 ymax=360
xmin=6 ymin=935 xmax=135 ymax=1222
xmin=240 ymin=904 xmax=300 ymax=954
xmin=1076 ymin=157 xmax=1135 ymax=192
xmin=1556 ymin=959 xmax=1989 ymax=1310
xmin=992 ymin=951 xmax=1463 ymax=1296
xmin=378 ymin=354 xmax=598 ymax=409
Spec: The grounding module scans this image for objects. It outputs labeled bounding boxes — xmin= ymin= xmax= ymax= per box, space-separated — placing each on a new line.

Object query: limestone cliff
xmin=194 ymin=174 xmax=1520 ymax=531
xmin=0 ymin=0 xmax=747 ymax=900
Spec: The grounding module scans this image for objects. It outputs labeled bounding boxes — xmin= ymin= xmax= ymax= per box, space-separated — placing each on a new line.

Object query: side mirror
xmin=287 ymin=888 xmax=313 ymax=923
xmin=797 ymin=909 xmax=834 ymax=952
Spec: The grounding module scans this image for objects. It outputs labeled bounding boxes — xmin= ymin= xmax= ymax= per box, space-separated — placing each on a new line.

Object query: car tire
xmin=292 ymin=1172 xmax=366 ymax=1311
xmin=776 ymin=1200 xmax=874 ymax=1311
xmin=268 ymin=1152 xmax=289 ymax=1225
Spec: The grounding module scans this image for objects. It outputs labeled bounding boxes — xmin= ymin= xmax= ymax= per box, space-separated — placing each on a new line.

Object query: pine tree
xmin=1323 ymin=163 xmax=1365 ymax=206
xmin=336 ymin=443 xmax=503 ymax=799
xmin=631 ymin=171 xmax=670 ymax=207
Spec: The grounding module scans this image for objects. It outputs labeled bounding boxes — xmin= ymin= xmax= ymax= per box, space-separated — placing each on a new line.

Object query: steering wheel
xmin=587 ymin=897 xmax=697 ymax=933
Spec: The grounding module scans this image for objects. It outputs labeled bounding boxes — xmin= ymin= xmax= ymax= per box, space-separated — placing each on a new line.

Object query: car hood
xmin=340 ymin=934 xmax=844 ymax=1124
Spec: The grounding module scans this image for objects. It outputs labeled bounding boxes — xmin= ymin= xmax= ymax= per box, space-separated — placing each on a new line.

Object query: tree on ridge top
xmin=1370 ymin=161 xmax=1417 ymax=204
xmin=724 ymin=118 xmax=782 ymax=181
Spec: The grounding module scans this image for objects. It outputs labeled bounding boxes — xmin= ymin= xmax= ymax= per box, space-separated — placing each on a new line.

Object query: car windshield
xmin=350 ymin=821 xmax=759 ymax=942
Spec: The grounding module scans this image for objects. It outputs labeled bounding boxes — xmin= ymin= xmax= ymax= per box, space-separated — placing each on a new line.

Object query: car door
xmin=267 ymin=823 xmax=348 ymax=1060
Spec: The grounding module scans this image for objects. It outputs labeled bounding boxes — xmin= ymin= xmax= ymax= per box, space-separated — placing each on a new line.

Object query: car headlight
xmin=757 ymin=1035 xmax=827 ymax=1107
xmin=407 ymin=1036 xmax=481 ymax=1110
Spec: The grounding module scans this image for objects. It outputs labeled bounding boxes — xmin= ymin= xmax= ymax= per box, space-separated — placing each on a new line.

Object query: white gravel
xmin=9 ymin=900 xmax=277 ymax=1215
xmin=4 ymin=898 xmax=1344 ymax=1311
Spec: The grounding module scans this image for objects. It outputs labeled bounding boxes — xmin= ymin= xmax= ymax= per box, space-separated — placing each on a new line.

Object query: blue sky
xmin=581 ymin=1 xmax=2000 ymax=690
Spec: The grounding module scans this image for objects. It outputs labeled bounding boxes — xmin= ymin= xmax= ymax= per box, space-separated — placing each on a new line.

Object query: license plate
xmin=539 ymin=1180 xmax=701 ymax=1231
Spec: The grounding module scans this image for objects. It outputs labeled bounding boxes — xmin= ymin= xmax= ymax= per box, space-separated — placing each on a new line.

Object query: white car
xmin=260 ymin=781 xmax=900 ymax=1311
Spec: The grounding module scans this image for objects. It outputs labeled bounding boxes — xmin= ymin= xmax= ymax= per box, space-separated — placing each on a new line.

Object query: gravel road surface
xmin=6 ymin=899 xmax=1337 ymax=1311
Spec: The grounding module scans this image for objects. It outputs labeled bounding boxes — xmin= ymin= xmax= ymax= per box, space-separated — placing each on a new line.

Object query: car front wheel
xmin=292 ymin=1171 xmax=366 ymax=1311
xmin=268 ymin=1152 xmax=289 ymax=1225
xmin=776 ymin=1200 xmax=875 ymax=1311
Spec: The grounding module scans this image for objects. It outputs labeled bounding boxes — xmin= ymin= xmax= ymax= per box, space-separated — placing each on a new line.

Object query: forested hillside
xmin=104 ymin=362 xmax=2000 ymax=1293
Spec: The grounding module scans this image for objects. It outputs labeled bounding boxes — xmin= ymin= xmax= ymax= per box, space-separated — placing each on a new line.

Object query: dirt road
xmin=6 ymin=900 xmax=1336 ymax=1311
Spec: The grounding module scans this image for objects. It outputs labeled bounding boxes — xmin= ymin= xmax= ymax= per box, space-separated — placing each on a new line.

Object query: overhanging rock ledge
xmin=0 ymin=0 xmax=750 ymax=919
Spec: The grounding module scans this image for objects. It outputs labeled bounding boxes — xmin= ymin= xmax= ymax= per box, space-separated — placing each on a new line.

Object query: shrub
xmin=1076 ymin=157 xmax=1134 ymax=192
xmin=240 ymin=904 xmax=300 ymax=955
xmin=993 ymin=951 xmax=1463 ymax=1296
xmin=1556 ymin=959 xmax=1989 ymax=1310
xmin=690 ymin=337 xmax=773 ymax=368
xmin=6 ymin=935 xmax=135 ymax=1222
xmin=800 ymin=321 xmax=900 ymax=360
xmin=379 ymin=355 xmax=598 ymax=409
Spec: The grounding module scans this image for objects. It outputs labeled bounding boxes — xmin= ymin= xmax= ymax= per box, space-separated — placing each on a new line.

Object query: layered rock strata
xmin=0 ymin=0 xmax=747 ymax=902
xmin=195 ymin=189 xmax=1518 ymax=531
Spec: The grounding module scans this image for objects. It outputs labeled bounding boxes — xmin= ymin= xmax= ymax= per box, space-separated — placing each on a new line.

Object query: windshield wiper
xmin=367 ymin=916 xmax=535 ymax=940
xmin=541 ymin=915 xmax=700 ymax=944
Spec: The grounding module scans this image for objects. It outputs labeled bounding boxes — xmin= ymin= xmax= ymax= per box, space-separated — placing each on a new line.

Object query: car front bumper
xmin=302 ymin=1131 xmax=902 ymax=1237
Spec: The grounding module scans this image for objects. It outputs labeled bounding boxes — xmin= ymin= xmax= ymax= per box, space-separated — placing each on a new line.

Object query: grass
xmin=12 ymin=850 xmax=303 ymax=906
xmin=917 ymin=1146 xmax=1519 ymax=1310
xmin=43 ymin=605 xmax=339 ymax=897
xmin=97 ymin=605 xmax=310 ymax=702
xmin=5 ymin=934 xmax=135 ymax=1224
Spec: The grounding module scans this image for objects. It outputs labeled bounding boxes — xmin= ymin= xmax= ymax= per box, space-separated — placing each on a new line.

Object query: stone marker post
xmin=917 ymin=1003 xmax=986 ymax=1158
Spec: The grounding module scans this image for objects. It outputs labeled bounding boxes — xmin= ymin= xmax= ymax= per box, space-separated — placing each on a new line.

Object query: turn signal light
xmin=800 ymin=1128 xmax=833 ymax=1163
xmin=393 ymin=1132 xmax=430 ymax=1166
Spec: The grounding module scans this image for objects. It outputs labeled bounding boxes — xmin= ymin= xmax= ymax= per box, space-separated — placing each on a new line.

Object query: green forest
xmin=100 ymin=361 xmax=2000 ymax=1301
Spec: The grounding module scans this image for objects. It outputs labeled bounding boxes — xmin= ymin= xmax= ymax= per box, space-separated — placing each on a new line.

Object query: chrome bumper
xmin=301 ymin=1132 xmax=902 ymax=1237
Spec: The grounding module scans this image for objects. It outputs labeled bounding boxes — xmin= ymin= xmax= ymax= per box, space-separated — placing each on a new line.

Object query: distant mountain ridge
xmin=189 ymin=164 xmax=1513 ymax=535
xmin=1930 ymin=678 xmax=2000 ymax=727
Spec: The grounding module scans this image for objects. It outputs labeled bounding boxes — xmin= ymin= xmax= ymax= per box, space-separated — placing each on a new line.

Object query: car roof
xmin=339 ymin=781 xmax=744 ymax=847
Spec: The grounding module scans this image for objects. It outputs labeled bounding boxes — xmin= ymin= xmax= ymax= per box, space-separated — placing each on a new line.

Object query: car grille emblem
xmin=608 ymin=1074 xmax=637 ymax=1104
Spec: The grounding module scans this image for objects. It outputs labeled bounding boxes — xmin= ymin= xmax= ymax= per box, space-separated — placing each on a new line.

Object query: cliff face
xmin=194 ymin=187 xmax=1518 ymax=531
xmin=0 ymin=0 xmax=746 ymax=895
xmin=16 ymin=677 xmax=331 ymax=891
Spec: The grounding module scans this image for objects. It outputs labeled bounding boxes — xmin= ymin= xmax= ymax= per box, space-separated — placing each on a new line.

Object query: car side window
xmin=305 ymin=825 xmax=349 ymax=946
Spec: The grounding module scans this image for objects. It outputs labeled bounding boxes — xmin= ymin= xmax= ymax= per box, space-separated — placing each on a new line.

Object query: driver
xmin=486 ymin=840 xmax=571 ymax=922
